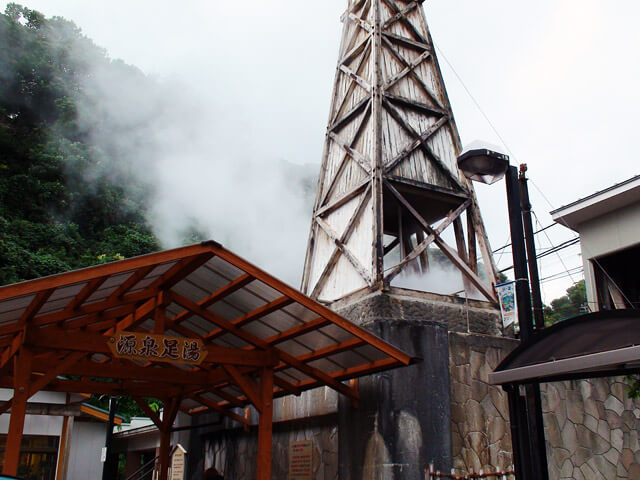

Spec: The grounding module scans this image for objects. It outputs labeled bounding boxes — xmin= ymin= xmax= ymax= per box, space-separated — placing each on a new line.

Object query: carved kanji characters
xmin=182 ymin=340 xmax=201 ymax=362
xmin=116 ymin=334 xmax=137 ymax=356
xmin=139 ymin=335 xmax=160 ymax=357
xmin=162 ymin=338 xmax=180 ymax=359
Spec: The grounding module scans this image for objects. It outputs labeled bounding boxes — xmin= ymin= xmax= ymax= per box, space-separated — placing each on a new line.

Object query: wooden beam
xmin=0 ymin=332 xmax=24 ymax=370
xmin=329 ymin=95 xmax=371 ymax=133
xmin=223 ymin=365 xmax=262 ymax=412
xmin=208 ymin=244 xmax=413 ymax=367
xmin=315 ymin=217 xmax=373 ymax=285
xmin=134 ymin=397 xmax=162 ymax=428
xmin=169 ymin=292 xmax=359 ymax=399
xmin=3 ymin=348 xmax=32 ymax=476
xmin=0 ymin=244 xmax=218 ymax=301
xmin=380 ymin=0 xmax=427 ymax=44
xmin=63 ymin=277 xmax=107 ymax=313
xmin=382 ymin=30 xmax=430 ymax=51
xmin=19 ymin=289 xmax=54 ymax=325
xmin=383 ymin=50 xmax=432 ymax=92
xmin=382 ymin=98 xmax=466 ymax=192
xmin=205 ymin=296 xmax=293 ymax=341
xmin=312 ymin=186 xmax=373 ymax=297
xmin=381 ymin=36 xmax=439 ymax=107
xmin=29 ymin=351 xmax=86 ymax=396
xmin=383 ymin=91 xmax=446 ymax=117
xmin=321 ymin=103 xmax=371 ymax=206
xmin=189 ymin=394 xmax=249 ymax=425
xmin=384 ymin=182 xmax=497 ymax=303
xmin=467 ymin=210 xmax=478 ymax=274
xmin=263 ymin=317 xmax=330 ymax=345
xmin=169 ymin=273 xmax=254 ymax=327
xmin=256 ymin=367 xmax=274 ymax=480
xmin=383 ymin=115 xmax=449 ymax=174
xmin=107 ymin=265 xmax=155 ymax=302
xmin=315 ymin=178 xmax=369 ymax=217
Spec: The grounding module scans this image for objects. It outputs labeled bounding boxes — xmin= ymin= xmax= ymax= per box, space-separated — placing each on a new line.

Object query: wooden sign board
xmin=108 ymin=332 xmax=207 ymax=365
xmin=170 ymin=444 xmax=187 ymax=480
xmin=288 ymin=440 xmax=313 ymax=480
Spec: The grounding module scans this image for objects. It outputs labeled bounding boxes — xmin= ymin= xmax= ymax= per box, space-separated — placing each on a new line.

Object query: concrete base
xmin=195 ymin=289 xmax=515 ymax=479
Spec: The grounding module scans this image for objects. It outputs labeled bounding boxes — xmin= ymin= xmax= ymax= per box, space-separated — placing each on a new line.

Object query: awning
xmin=0 ymin=240 xmax=417 ymax=478
xmin=489 ymin=310 xmax=640 ymax=385
xmin=0 ymin=240 xmax=416 ymax=415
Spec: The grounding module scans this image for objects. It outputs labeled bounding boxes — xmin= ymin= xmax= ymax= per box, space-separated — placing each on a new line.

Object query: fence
xmin=426 ymin=463 xmax=515 ymax=480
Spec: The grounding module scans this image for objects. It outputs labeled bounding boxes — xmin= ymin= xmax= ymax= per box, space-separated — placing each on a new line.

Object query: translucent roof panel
xmin=0 ymin=241 xmax=414 ymax=419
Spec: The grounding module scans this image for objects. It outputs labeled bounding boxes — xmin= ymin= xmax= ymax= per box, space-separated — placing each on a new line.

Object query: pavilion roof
xmin=0 ymin=241 xmax=415 ymax=422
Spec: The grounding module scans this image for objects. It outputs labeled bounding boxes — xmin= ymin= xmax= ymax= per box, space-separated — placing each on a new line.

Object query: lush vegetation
xmin=0 ymin=4 xmax=159 ymax=286
xmin=543 ymin=280 xmax=587 ymax=325
xmin=0 ymin=4 xmax=163 ymax=422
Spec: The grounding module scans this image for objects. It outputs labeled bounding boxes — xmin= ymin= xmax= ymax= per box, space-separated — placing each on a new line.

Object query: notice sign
xmin=108 ymin=331 xmax=207 ymax=365
xmin=288 ymin=440 xmax=313 ymax=480
xmin=496 ymin=281 xmax=518 ymax=329
xmin=170 ymin=444 xmax=187 ymax=480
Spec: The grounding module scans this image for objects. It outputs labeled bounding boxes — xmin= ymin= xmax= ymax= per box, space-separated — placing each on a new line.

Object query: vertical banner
xmin=496 ymin=281 xmax=518 ymax=330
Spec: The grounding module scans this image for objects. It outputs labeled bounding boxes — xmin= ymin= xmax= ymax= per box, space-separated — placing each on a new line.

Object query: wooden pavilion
xmin=0 ymin=241 xmax=415 ymax=479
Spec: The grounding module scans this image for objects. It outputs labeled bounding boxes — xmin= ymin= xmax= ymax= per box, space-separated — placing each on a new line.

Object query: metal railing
xmin=124 ymin=456 xmax=158 ymax=480
xmin=426 ymin=464 xmax=515 ymax=480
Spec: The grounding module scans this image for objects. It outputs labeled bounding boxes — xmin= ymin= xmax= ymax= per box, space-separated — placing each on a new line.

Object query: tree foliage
xmin=543 ymin=280 xmax=587 ymax=325
xmin=0 ymin=4 xmax=162 ymax=419
xmin=0 ymin=3 xmax=160 ymax=286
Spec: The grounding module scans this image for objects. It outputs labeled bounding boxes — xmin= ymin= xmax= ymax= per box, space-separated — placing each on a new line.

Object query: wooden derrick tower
xmin=302 ymin=0 xmax=498 ymax=304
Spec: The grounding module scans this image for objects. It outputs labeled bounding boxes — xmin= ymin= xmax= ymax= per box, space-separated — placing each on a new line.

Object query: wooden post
xmin=3 ymin=347 xmax=32 ymax=475
xmin=158 ymin=397 xmax=180 ymax=480
xmin=158 ymin=428 xmax=171 ymax=480
xmin=256 ymin=367 xmax=274 ymax=480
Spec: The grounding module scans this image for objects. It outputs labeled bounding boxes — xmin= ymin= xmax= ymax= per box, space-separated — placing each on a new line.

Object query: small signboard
xmin=288 ymin=440 xmax=313 ymax=480
xmin=170 ymin=444 xmax=187 ymax=480
xmin=496 ymin=281 xmax=518 ymax=330
xmin=108 ymin=332 xmax=208 ymax=365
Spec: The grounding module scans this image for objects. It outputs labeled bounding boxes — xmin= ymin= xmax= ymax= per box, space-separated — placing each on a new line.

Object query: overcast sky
xmin=6 ymin=0 xmax=639 ymax=304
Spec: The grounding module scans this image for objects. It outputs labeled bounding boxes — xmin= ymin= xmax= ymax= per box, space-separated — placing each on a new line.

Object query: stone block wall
xmin=205 ymin=416 xmax=338 ymax=480
xmin=542 ymin=377 xmax=640 ymax=479
xmin=449 ymin=332 xmax=517 ymax=475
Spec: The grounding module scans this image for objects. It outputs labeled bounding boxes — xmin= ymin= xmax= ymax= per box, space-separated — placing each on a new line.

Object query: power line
xmin=492 ymin=222 xmax=560 ymax=253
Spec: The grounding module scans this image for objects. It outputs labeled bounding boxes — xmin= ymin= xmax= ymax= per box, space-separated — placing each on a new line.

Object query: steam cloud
xmin=72 ymin=49 xmax=317 ymax=286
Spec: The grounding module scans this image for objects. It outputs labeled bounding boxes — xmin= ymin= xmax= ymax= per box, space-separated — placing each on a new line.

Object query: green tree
xmin=543 ymin=280 xmax=587 ymax=325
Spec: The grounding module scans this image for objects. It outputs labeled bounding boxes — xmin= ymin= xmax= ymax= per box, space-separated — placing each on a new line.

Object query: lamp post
xmin=457 ymin=147 xmax=549 ymax=480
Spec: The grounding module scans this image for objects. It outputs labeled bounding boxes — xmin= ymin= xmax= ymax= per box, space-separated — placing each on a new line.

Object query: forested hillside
xmin=0 ymin=3 xmax=159 ymax=285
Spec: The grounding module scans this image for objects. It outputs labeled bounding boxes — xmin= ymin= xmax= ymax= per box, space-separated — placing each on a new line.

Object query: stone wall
xmin=542 ymin=377 xmax=640 ymax=479
xmin=449 ymin=332 xmax=517 ymax=475
xmin=205 ymin=415 xmax=338 ymax=480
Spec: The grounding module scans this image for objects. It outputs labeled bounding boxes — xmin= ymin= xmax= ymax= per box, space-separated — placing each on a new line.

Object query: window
xmin=0 ymin=435 xmax=59 ymax=480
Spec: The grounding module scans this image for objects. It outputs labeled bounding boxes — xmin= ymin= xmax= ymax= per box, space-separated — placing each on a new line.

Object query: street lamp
xmin=457 ymin=147 xmax=509 ymax=185
xmin=457 ymin=144 xmax=548 ymax=480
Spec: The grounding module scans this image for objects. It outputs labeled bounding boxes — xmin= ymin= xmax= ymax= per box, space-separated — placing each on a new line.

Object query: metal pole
xmin=519 ymin=165 xmax=545 ymax=330
xmin=504 ymin=165 xmax=549 ymax=480
xmin=505 ymin=385 xmax=525 ymax=480
xmin=102 ymin=396 xmax=117 ymax=480
xmin=504 ymin=166 xmax=534 ymax=341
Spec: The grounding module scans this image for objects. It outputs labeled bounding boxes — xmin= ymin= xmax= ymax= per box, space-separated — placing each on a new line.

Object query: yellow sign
xmin=108 ymin=332 xmax=207 ymax=365
xmin=288 ymin=440 xmax=313 ymax=480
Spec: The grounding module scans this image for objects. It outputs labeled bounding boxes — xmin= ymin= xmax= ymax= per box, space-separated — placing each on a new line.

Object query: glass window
xmin=0 ymin=434 xmax=59 ymax=480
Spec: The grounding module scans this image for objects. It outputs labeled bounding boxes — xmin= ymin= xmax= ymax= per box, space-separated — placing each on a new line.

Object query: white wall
xmin=67 ymin=421 xmax=107 ymax=480
xmin=578 ymin=202 xmax=640 ymax=260
xmin=577 ymin=201 xmax=640 ymax=310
